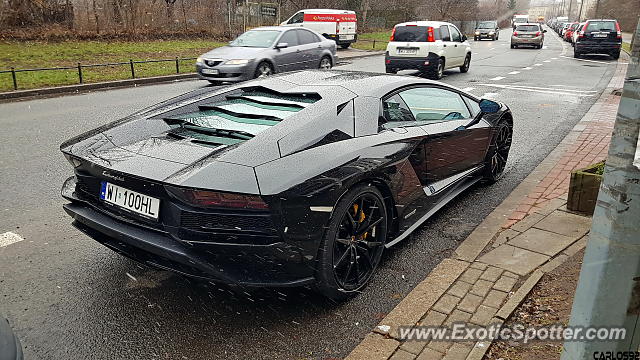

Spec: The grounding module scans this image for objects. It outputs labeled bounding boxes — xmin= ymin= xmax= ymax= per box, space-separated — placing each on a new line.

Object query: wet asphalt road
xmin=0 ymin=29 xmax=619 ymax=359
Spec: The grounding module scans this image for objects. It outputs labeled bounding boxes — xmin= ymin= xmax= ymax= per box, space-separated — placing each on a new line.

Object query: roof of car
xmin=394 ymin=21 xmax=453 ymax=27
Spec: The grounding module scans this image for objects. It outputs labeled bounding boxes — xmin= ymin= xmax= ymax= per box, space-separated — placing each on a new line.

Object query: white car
xmin=385 ymin=21 xmax=471 ymax=80
xmin=281 ymin=9 xmax=357 ymax=48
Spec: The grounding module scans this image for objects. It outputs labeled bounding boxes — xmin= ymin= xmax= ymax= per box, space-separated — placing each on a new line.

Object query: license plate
xmin=397 ymin=48 xmax=418 ymax=55
xmin=521 ymin=35 xmax=533 ymax=38
xmin=100 ymin=182 xmax=160 ymax=220
xmin=201 ymin=68 xmax=219 ymax=75
xmin=593 ymin=33 xmax=608 ymax=38
xmin=340 ymin=35 xmax=355 ymax=40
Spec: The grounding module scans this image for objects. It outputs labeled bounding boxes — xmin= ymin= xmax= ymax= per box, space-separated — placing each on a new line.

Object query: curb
xmin=0 ymin=73 xmax=198 ymax=101
xmin=0 ymin=51 xmax=384 ymax=102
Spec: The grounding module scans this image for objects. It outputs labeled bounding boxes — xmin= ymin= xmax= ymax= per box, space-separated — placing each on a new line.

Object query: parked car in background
xmin=196 ymin=26 xmax=336 ymax=84
xmin=385 ymin=21 xmax=472 ymax=80
xmin=555 ymin=16 xmax=569 ymax=32
xmin=281 ymin=9 xmax=357 ymax=48
xmin=474 ymin=20 xmax=500 ymax=41
xmin=561 ymin=23 xmax=572 ymax=36
xmin=572 ymin=22 xmax=586 ymax=45
xmin=511 ymin=23 xmax=546 ymax=49
xmin=564 ymin=22 xmax=580 ymax=42
xmin=574 ymin=19 xmax=622 ymax=59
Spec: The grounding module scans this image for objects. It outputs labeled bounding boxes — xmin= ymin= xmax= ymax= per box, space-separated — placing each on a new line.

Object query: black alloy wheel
xmin=315 ymin=185 xmax=387 ymax=300
xmin=483 ymin=121 xmax=512 ymax=183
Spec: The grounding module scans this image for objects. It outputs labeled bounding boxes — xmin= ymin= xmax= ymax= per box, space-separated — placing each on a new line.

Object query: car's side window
xmin=381 ymin=94 xmax=416 ymax=128
xmin=397 ymin=87 xmax=471 ymax=123
xmin=279 ymin=30 xmax=299 ymax=47
xmin=449 ymin=26 xmax=462 ymax=42
xmin=440 ymin=25 xmax=451 ymax=41
xmin=288 ymin=12 xmax=304 ymax=24
xmin=297 ymin=29 xmax=318 ymax=44
xmin=463 ymin=96 xmax=481 ymax=117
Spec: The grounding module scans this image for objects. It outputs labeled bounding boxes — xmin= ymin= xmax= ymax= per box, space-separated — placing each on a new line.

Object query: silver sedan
xmin=196 ymin=26 xmax=337 ymax=84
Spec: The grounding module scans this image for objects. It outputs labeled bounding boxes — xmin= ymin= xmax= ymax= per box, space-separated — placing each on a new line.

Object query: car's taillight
xmin=535 ymin=31 xmax=541 ymax=37
xmin=615 ymin=22 xmax=621 ymax=39
xmin=513 ymin=31 xmax=518 ymax=36
xmin=390 ymin=26 xmax=396 ymax=41
xmin=427 ymin=26 xmax=435 ymax=42
xmin=170 ymin=188 xmax=268 ymax=209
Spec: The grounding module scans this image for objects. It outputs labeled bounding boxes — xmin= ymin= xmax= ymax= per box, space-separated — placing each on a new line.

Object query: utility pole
xmin=561 ymin=20 xmax=640 ymax=359
xmin=577 ymin=0 xmax=584 ymax=21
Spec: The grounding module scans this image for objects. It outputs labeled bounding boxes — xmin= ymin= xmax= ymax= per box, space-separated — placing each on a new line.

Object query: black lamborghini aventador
xmin=60 ymin=70 xmax=513 ymax=300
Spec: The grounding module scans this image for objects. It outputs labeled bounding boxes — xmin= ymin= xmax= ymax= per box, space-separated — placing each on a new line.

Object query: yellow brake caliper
xmin=353 ymin=203 xmax=368 ymax=240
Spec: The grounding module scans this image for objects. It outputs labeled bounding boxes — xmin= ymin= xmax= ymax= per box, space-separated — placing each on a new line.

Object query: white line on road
xmin=0 ymin=232 xmax=24 ymax=247
xmin=478 ymin=83 xmax=595 ymax=96
xmin=489 ymin=76 xmax=505 ymax=81
xmin=461 ymin=87 xmax=475 ymax=92
xmin=480 ymin=92 xmax=498 ymax=99
xmin=522 ymin=67 xmax=533 ymax=70
xmin=543 ymin=60 xmax=551 ymax=63
xmin=533 ymin=63 xmax=543 ymax=66
xmin=543 ymin=46 xmax=548 ymax=49
xmin=559 ymin=55 xmax=626 ymax=64
xmin=507 ymin=71 xmax=520 ymax=75
xmin=551 ymin=57 xmax=558 ymax=59
xmin=490 ymin=48 xmax=495 ymax=50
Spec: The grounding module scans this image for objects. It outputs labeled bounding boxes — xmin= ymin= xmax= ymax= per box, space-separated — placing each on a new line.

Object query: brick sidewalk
xmin=347 ymin=58 xmax=628 ymax=360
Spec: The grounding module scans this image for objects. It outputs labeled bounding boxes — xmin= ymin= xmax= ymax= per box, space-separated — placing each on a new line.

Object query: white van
xmin=281 ymin=9 xmax=357 ymax=48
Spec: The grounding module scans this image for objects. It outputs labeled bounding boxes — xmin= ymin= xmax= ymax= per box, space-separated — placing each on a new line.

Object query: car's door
xmin=272 ymin=30 xmax=302 ymax=72
xmin=296 ymin=29 xmax=322 ymax=68
xmin=396 ymin=86 xmax=492 ymax=190
xmin=447 ymin=25 xmax=466 ymax=67
xmin=439 ymin=24 xmax=455 ymax=61
xmin=286 ymin=11 xmax=304 ymax=27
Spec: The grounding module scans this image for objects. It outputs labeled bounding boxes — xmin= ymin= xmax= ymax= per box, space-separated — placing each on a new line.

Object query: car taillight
xmin=615 ymin=22 xmax=621 ymax=39
xmin=427 ymin=26 xmax=435 ymax=42
xmin=390 ymin=26 xmax=396 ymax=41
xmin=513 ymin=31 xmax=518 ymax=36
xmin=170 ymin=188 xmax=268 ymax=209
xmin=578 ymin=31 xmax=585 ymax=38
xmin=535 ymin=31 xmax=541 ymax=37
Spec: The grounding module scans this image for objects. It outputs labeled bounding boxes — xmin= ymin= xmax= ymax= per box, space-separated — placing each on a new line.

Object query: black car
xmin=60 ymin=70 xmax=513 ymax=300
xmin=574 ymin=19 xmax=622 ymax=59
xmin=474 ymin=20 xmax=500 ymax=41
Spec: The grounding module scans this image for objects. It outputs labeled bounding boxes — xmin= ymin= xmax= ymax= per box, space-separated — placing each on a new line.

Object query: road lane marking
xmin=508 ymin=71 xmax=520 ymax=75
xmin=489 ymin=76 xmax=505 ymax=81
xmin=0 ymin=232 xmax=24 ymax=247
xmin=490 ymin=47 xmax=495 ymax=50
xmin=533 ymin=63 xmax=543 ymax=66
xmin=543 ymin=60 xmax=551 ymax=62
xmin=480 ymin=92 xmax=498 ymax=99
xmin=559 ymin=55 xmax=626 ymax=64
xmin=522 ymin=67 xmax=533 ymax=70
xmin=543 ymin=46 xmax=548 ymax=49
xmin=461 ymin=87 xmax=475 ymax=92
xmin=551 ymin=57 xmax=558 ymax=59
xmin=478 ymin=83 xmax=595 ymax=96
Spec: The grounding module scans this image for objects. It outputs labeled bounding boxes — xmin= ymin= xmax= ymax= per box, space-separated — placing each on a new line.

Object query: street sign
xmin=261 ymin=5 xmax=276 ymax=17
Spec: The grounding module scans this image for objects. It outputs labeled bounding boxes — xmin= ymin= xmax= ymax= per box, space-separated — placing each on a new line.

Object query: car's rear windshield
xmin=477 ymin=21 xmax=496 ymax=29
xmin=162 ymin=88 xmax=320 ymax=146
xmin=585 ymin=21 xmax=617 ymax=32
xmin=516 ymin=25 xmax=540 ymax=32
xmin=393 ymin=26 xmax=430 ymax=42
xmin=229 ymin=30 xmax=281 ymax=48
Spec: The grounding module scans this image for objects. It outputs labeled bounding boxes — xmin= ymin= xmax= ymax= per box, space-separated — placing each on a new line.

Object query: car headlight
xmin=196 ymin=57 xmax=203 ymax=64
xmin=225 ymin=59 xmax=249 ymax=65
xmin=475 ymin=31 xmax=480 ymax=35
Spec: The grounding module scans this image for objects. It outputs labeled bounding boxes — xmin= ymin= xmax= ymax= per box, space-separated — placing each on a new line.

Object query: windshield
xmin=229 ymin=30 xmax=281 ymax=48
xmin=516 ymin=25 xmax=540 ymax=32
xmin=478 ymin=22 xmax=496 ymax=29
xmin=586 ymin=21 xmax=617 ymax=32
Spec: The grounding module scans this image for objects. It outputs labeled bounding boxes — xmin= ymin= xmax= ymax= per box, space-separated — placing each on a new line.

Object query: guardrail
xmin=1 ymin=57 xmax=197 ymax=91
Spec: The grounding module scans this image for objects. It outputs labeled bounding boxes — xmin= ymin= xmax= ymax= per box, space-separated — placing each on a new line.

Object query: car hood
xmin=200 ymin=46 xmax=269 ymax=60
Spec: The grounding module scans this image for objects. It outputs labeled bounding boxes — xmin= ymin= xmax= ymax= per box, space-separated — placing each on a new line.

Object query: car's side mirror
xmin=275 ymin=42 xmax=289 ymax=49
xmin=479 ymin=99 xmax=501 ymax=113
xmin=543 ymin=29 xmax=548 ymax=33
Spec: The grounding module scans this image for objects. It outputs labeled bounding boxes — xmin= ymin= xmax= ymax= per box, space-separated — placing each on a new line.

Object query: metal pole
xmin=129 ymin=59 xmax=135 ymax=79
xmin=10 ymin=67 xmax=17 ymax=90
xmin=561 ymin=20 xmax=640 ymax=359
xmin=175 ymin=57 xmax=180 ymax=74
xmin=77 ymin=63 xmax=83 ymax=84
xmin=578 ymin=0 xmax=584 ymax=21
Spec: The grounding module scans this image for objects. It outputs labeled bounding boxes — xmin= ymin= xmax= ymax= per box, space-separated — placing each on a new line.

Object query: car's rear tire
xmin=460 ymin=54 xmax=471 ymax=73
xmin=511 ymin=43 xmax=516 ymax=49
xmin=474 ymin=36 xmax=479 ymax=41
xmin=340 ymin=43 xmax=350 ymax=49
xmin=319 ymin=56 xmax=332 ymax=69
xmin=482 ymin=120 xmax=512 ymax=184
xmin=574 ymin=49 xmax=581 ymax=58
xmin=385 ymin=68 xmax=397 ymax=74
xmin=426 ymin=58 xmax=444 ymax=80
xmin=208 ymin=80 xmax=222 ymax=85
xmin=314 ymin=184 xmax=388 ymax=301
xmin=254 ymin=61 xmax=274 ymax=78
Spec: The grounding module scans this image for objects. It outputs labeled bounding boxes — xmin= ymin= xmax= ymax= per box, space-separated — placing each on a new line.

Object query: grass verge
xmin=622 ymin=41 xmax=631 ymax=54
xmin=0 ymin=39 xmax=224 ymax=91
xmin=352 ymin=31 xmax=390 ymax=51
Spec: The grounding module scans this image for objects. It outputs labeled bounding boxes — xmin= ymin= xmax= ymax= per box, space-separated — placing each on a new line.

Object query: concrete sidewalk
xmin=346 ymin=54 xmax=628 ymax=360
